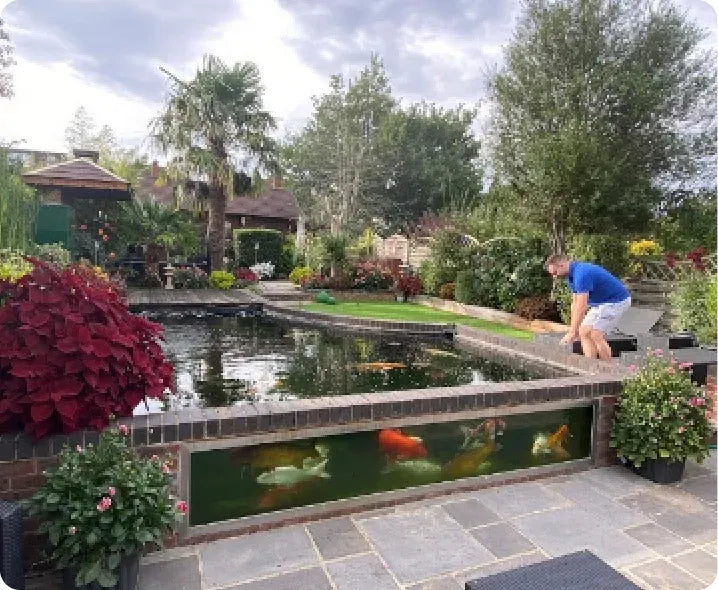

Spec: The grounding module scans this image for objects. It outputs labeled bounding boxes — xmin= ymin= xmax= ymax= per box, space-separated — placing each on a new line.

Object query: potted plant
xmin=610 ymin=352 xmax=712 ymax=483
xmin=27 ymin=427 xmax=187 ymax=589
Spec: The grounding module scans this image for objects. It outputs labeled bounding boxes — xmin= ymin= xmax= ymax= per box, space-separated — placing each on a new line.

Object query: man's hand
xmin=560 ymin=330 xmax=578 ymax=345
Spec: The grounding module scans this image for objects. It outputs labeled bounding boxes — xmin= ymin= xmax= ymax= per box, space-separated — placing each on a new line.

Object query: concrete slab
xmin=442 ymin=499 xmax=501 ymax=529
xmin=406 ymin=576 xmax=464 ymax=590
xmin=357 ymin=506 xmax=494 ymax=584
xmin=223 ymin=567 xmax=333 ymax=590
xmin=325 ymin=553 xmax=400 ymax=590
xmin=630 ymin=559 xmax=705 ymax=590
xmin=578 ymin=466 xmax=651 ymax=498
xmin=670 ymin=550 xmax=717 ymax=586
xmin=616 ymin=308 xmax=663 ymax=336
xmin=200 ymin=526 xmax=318 ymax=588
xmin=139 ymin=556 xmax=201 ymax=590
xmin=512 ymin=507 xmax=654 ymax=568
xmin=623 ymin=523 xmax=693 ymax=557
xmin=456 ymin=551 xmax=547 ymax=586
xmin=470 ymin=522 xmax=536 ymax=559
xmin=307 ymin=517 xmax=371 ymax=560
xmin=676 ymin=474 xmax=717 ymax=504
xmin=473 ymin=482 xmax=572 ymax=518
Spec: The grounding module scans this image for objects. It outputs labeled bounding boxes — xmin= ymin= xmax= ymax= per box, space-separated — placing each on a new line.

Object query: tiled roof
xmin=22 ymin=158 xmax=130 ymax=190
xmin=137 ymin=172 xmax=176 ymax=206
xmin=225 ymin=189 xmax=301 ymax=220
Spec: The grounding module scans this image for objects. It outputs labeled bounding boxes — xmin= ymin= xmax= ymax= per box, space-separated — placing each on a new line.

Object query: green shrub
xmin=566 ymin=233 xmax=629 ymax=277
xmin=670 ymin=272 xmax=717 ymax=345
xmin=553 ymin=280 xmax=572 ymax=324
xmin=438 ymin=282 xmax=455 ymax=300
xmin=173 ymin=266 xmax=209 ymax=289
xmin=0 ymin=249 xmax=31 ymax=283
xmin=455 ymin=270 xmax=476 ymax=304
xmin=209 ymin=270 xmax=235 ymax=290
xmin=420 ymin=229 xmax=475 ymax=295
xmin=289 ymin=266 xmax=314 ymax=285
xmin=277 ymin=237 xmax=296 ymax=276
xmin=32 ymin=243 xmax=71 ymax=268
xmin=515 ymin=295 xmax=560 ymax=321
xmin=233 ymin=229 xmax=282 ymax=268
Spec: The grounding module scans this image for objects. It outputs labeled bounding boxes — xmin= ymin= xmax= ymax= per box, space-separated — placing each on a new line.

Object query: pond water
xmin=143 ymin=314 xmax=550 ymax=411
xmin=190 ymin=406 xmax=593 ymax=525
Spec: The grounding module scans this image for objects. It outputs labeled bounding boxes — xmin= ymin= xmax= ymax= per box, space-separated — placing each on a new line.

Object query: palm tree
xmin=152 ymin=55 xmax=276 ymax=270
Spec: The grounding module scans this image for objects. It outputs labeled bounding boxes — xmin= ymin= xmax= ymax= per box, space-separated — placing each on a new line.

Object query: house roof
xmin=22 ymin=157 xmax=131 ymax=198
xmin=225 ymin=189 xmax=301 ymax=220
xmin=137 ymin=172 xmax=176 ymax=207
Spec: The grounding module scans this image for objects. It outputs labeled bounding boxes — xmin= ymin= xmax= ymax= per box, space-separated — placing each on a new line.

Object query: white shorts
xmin=581 ymin=298 xmax=631 ymax=334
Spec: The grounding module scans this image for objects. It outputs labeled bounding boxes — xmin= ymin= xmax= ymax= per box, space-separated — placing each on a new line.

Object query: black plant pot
xmin=630 ymin=457 xmax=686 ymax=484
xmin=62 ymin=553 xmax=139 ymax=590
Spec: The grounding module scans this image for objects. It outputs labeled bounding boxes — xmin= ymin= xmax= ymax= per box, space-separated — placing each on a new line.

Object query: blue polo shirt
xmin=568 ymin=262 xmax=630 ymax=306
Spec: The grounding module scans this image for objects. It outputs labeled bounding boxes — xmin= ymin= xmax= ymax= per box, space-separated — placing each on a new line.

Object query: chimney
xmin=72 ymin=149 xmax=100 ymax=162
xmin=268 ymin=174 xmax=281 ymax=189
xmin=152 ymin=160 xmax=159 ymax=178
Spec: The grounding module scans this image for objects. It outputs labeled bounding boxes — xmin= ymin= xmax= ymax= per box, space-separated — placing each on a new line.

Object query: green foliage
xmin=209 ymin=270 xmax=235 ymax=290
xmin=32 ymin=243 xmax=71 ymax=268
xmin=515 ymin=295 xmax=560 ymax=322
xmin=289 ymin=266 xmax=314 ymax=285
xmin=347 ymin=228 xmax=378 ymax=258
xmin=465 ymin=184 xmax=543 ymax=243
xmin=566 ymin=234 xmax=630 ymax=277
xmin=277 ymin=236 xmax=296 ymax=276
xmin=304 ymin=235 xmax=328 ymax=271
xmin=437 ymin=282 xmax=455 ymax=300
xmin=489 ymin=0 xmax=716 ymax=252
xmin=670 ymin=271 xmax=717 ymax=346
xmin=655 ymin=191 xmax=717 ymax=254
xmin=553 ymin=280 xmax=572 ymax=324
xmin=173 ymin=266 xmax=209 ymax=289
xmin=419 ymin=229 xmax=475 ymax=295
xmin=610 ymin=354 xmax=711 ymax=467
xmin=0 ymin=149 xmax=38 ymax=251
xmin=454 ymin=270 xmax=476 ymax=304
xmin=0 ymin=249 xmax=31 ymax=283
xmin=27 ymin=428 xmax=184 ymax=588
xmin=0 ymin=18 xmax=15 ymax=99
xmin=315 ymin=290 xmax=336 ymax=305
xmin=233 ymin=229 xmax=282 ymax=268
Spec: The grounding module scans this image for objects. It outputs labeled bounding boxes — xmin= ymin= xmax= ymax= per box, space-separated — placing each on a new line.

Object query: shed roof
xmin=225 ymin=189 xmax=301 ymax=220
xmin=22 ymin=158 xmax=131 ymax=199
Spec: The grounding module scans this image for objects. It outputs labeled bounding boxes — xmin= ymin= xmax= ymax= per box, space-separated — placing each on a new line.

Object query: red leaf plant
xmin=235 ymin=267 xmax=258 ymax=282
xmin=0 ymin=260 xmax=173 ymax=439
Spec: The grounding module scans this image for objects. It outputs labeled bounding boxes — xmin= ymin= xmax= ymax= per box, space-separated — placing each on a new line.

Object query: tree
xmin=281 ymin=55 xmax=396 ymax=234
xmin=0 ymin=148 xmax=37 ymax=250
xmin=64 ymin=106 xmax=97 ymax=151
xmin=379 ymin=103 xmax=483 ymax=232
xmin=0 ymin=18 xmax=14 ymax=99
xmin=489 ymin=0 xmax=716 ymax=253
xmin=152 ymin=55 xmax=276 ymax=270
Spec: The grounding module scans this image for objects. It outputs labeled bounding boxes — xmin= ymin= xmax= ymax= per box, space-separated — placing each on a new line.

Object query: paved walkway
xmin=139 ymin=456 xmax=717 ymax=590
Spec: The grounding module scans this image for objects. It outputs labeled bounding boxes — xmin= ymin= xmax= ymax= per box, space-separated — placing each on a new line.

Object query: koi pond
xmin=145 ymin=314 xmax=554 ymax=411
xmin=190 ymin=406 xmax=592 ymax=525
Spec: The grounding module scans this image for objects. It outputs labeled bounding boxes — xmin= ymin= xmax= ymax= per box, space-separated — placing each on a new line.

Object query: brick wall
xmin=706 ymin=365 xmax=717 ymax=431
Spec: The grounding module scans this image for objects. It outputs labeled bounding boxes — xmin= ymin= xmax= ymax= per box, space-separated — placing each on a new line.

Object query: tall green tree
xmin=379 ymin=103 xmax=483 ymax=232
xmin=64 ymin=106 xmax=97 ymax=151
xmin=0 ymin=18 xmax=14 ymax=99
xmin=282 ymin=54 xmax=395 ymax=234
xmin=489 ymin=0 xmax=716 ymax=253
xmin=152 ymin=55 xmax=276 ymax=270
xmin=0 ymin=149 xmax=37 ymax=250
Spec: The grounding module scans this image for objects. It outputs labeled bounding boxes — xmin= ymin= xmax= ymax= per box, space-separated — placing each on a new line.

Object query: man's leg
xmin=590 ymin=329 xmax=612 ymax=361
xmin=578 ymin=324 xmax=598 ymax=359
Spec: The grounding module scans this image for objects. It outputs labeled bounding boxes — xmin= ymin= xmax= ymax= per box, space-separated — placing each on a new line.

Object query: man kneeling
xmin=545 ymin=254 xmax=631 ymax=361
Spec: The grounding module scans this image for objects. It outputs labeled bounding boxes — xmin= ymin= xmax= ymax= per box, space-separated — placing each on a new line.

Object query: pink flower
xmin=654 ymin=349 xmax=663 ymax=356
xmin=667 ymin=367 xmax=675 ymax=375
xmin=689 ymin=397 xmax=706 ymax=407
xmin=68 ymin=526 xmax=77 ymax=535
xmin=107 ymin=486 xmax=116 ymax=497
xmin=162 ymin=463 xmax=171 ymax=474
xmin=678 ymin=426 xmax=686 ymax=433
xmin=628 ymin=364 xmax=638 ymax=372
xmin=175 ymin=500 xmax=188 ymax=514
xmin=679 ymin=362 xmax=693 ymax=370
xmin=118 ymin=425 xmax=129 ymax=436
xmin=75 ymin=445 xmax=83 ymax=452
xmin=97 ymin=497 xmax=112 ymax=512
xmin=79 ymin=224 xmax=87 ymax=231
xmin=151 ymin=455 xmax=160 ymax=461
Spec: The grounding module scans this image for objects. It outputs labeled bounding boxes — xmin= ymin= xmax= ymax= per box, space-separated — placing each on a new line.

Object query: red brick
xmin=0 ymin=488 xmax=35 ymax=501
xmin=0 ymin=459 xmax=36 ymax=477
xmin=12 ymin=473 xmax=47 ymax=491
xmin=36 ymin=457 xmax=59 ymax=471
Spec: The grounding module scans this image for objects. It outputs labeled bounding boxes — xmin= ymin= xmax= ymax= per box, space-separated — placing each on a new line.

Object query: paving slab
xmin=620 ymin=488 xmax=717 ymax=544
xmin=456 ymin=551 xmax=547 ymax=586
xmin=623 ymin=523 xmax=693 ymax=557
xmin=224 ymin=567 xmax=333 ymax=590
xmin=139 ymin=555 xmax=201 ymax=590
xmin=547 ymin=478 xmax=650 ymax=529
xmin=472 ymin=482 xmax=571 ymax=518
xmin=512 ymin=506 xmax=654 ymax=568
xmin=676 ymin=474 xmax=717 ymax=504
xmin=199 ymin=526 xmax=318 ymax=588
xmin=670 ymin=550 xmax=717 ymax=586
xmin=406 ymin=576 xmax=464 ymax=590
xmin=441 ymin=499 xmax=501 ymax=529
xmin=630 ymin=559 xmax=705 ymax=590
xmin=307 ymin=517 xmax=371 ymax=560
xmin=325 ymin=553 xmax=400 ymax=590
xmin=357 ymin=506 xmax=494 ymax=584
xmin=469 ymin=522 xmax=536 ymax=559
xmin=577 ymin=465 xmax=651 ymax=498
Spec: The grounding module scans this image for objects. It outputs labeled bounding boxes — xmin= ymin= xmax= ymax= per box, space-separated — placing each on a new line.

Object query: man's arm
xmin=561 ymin=292 xmax=589 ymax=344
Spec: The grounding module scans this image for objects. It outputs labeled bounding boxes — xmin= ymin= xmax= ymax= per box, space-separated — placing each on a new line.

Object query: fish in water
xmin=256 ymin=455 xmax=331 ymax=486
xmin=423 ymin=348 xmax=461 ymax=359
xmin=381 ymin=459 xmax=443 ymax=478
xmin=443 ymin=441 xmax=497 ymax=479
xmin=256 ymin=479 xmax=318 ymax=510
xmin=531 ymin=425 xmax=570 ymax=459
xmin=231 ymin=443 xmax=328 ymax=470
xmin=460 ymin=419 xmax=507 ymax=449
xmin=353 ymin=362 xmax=406 ymax=372
xmin=378 ymin=429 xmax=428 ymax=459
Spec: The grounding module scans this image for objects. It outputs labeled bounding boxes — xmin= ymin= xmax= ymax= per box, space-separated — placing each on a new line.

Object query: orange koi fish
xmin=378 ymin=429 xmax=428 ymax=459
xmin=353 ymin=362 xmax=406 ymax=372
xmin=547 ymin=425 xmax=570 ymax=459
xmin=443 ymin=440 xmax=497 ymax=480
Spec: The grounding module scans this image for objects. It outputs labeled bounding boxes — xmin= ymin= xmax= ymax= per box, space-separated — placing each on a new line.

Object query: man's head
xmin=544 ymin=254 xmax=570 ymax=278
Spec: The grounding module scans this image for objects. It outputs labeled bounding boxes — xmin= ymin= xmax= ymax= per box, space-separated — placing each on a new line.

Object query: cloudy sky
xmin=0 ymin=0 xmax=716 ymax=156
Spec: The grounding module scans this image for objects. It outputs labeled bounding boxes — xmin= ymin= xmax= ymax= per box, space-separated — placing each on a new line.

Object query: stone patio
xmin=138 ymin=454 xmax=717 ymax=590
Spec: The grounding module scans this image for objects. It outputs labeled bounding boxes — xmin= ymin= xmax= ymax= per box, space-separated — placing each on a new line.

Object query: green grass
xmin=301 ymin=301 xmax=534 ymax=340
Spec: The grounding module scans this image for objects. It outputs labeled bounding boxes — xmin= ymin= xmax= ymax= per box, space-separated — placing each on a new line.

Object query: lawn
xmin=301 ymin=301 xmax=534 ymax=340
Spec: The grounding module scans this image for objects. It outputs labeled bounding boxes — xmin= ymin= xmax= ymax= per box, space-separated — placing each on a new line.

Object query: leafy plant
xmin=32 ymin=243 xmax=72 ymax=268
xmin=628 ymin=239 xmax=662 ymax=258
xmin=455 ymin=270 xmax=476 ymax=304
xmin=395 ymin=274 xmax=423 ymax=298
xmin=0 ymin=260 xmax=173 ymax=438
xmin=235 ymin=267 xmax=259 ymax=282
xmin=515 ymin=295 xmax=560 ymax=321
xmin=352 ymin=261 xmax=395 ymax=291
xmin=28 ymin=428 xmax=186 ymax=588
xmin=552 ymin=280 xmax=572 ymax=324
xmin=670 ymin=271 xmax=717 ymax=346
xmin=172 ymin=266 xmax=208 ymax=289
xmin=566 ymin=233 xmax=629 ymax=277
xmin=610 ymin=353 xmax=711 ymax=467
xmin=209 ymin=270 xmax=235 ymax=290
xmin=289 ymin=266 xmax=313 ymax=285
xmin=233 ymin=229 xmax=283 ymax=268
xmin=437 ymin=282 xmax=455 ymax=300
xmin=0 ymin=249 xmax=31 ymax=283
xmin=0 ymin=149 xmax=38 ymax=251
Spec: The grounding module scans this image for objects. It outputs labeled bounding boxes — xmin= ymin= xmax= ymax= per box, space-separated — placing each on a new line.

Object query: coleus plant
xmin=0 ymin=259 xmax=173 ymax=439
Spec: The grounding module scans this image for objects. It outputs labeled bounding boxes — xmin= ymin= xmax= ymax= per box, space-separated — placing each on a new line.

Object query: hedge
xmin=455 ymin=270 xmax=476 ymax=304
xmin=233 ymin=229 xmax=283 ymax=268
